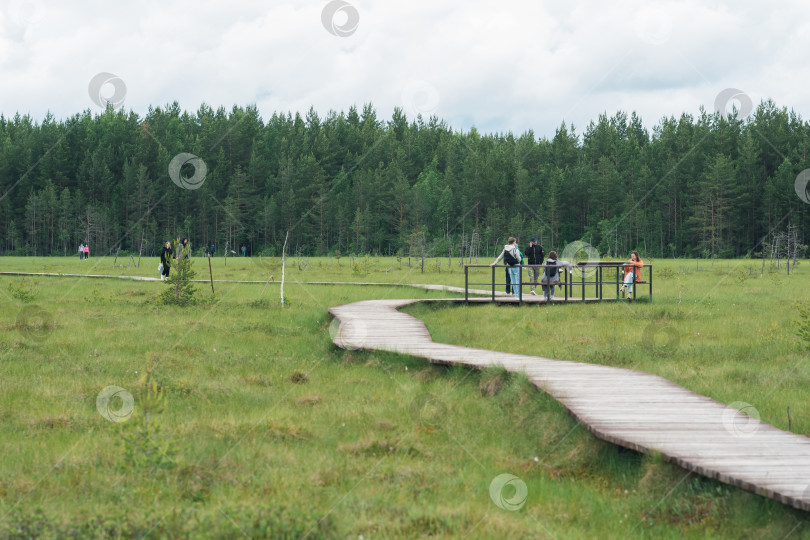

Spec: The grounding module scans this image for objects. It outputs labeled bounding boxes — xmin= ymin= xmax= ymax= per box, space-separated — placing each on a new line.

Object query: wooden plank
xmin=328 ymin=298 xmax=810 ymax=513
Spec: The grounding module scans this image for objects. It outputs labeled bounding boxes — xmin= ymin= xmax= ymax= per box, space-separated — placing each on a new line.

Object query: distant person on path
xmin=540 ymin=251 xmax=568 ymax=302
xmin=524 ymin=237 xmax=545 ymax=295
xmin=78 ymin=243 xmax=84 ymax=260
xmin=490 ymin=237 xmax=522 ymax=297
xmin=177 ymin=238 xmax=190 ymax=259
xmin=241 ymin=245 xmax=246 ymax=257
xmin=620 ymin=251 xmax=644 ymax=299
xmin=84 ymin=244 xmax=89 ymax=259
xmin=160 ymin=241 xmax=173 ymax=280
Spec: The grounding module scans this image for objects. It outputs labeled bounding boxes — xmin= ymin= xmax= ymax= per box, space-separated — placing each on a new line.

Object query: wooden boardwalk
xmin=328 ymin=298 xmax=810 ymax=513
xmin=0 ymin=272 xmax=529 ymax=294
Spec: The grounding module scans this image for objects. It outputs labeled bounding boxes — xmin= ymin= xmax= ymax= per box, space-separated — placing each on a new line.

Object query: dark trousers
xmin=505 ymin=267 xmax=511 ymax=293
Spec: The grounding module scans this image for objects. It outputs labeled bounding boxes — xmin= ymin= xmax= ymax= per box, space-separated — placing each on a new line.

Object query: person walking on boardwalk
xmin=540 ymin=251 xmax=568 ymax=302
xmin=176 ymin=238 xmax=190 ymax=260
xmin=160 ymin=241 xmax=173 ymax=280
xmin=524 ymin=237 xmax=545 ymax=295
xmin=619 ymin=251 xmax=644 ymax=299
xmin=490 ymin=237 xmax=522 ymax=297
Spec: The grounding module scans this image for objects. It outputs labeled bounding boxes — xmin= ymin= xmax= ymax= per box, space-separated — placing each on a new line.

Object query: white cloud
xmin=0 ymin=0 xmax=808 ymax=138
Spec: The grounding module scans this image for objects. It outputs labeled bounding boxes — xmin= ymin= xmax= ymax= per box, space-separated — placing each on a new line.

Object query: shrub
xmin=8 ymin=278 xmax=36 ymax=302
xmin=159 ymin=238 xmax=199 ymax=306
xmin=117 ymin=362 xmax=178 ymax=472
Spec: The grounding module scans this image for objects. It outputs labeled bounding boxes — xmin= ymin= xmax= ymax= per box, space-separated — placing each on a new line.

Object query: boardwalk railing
xmin=464 ymin=262 xmax=653 ymax=304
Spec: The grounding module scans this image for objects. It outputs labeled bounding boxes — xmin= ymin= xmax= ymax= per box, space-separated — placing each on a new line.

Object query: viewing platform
xmin=463 ymin=262 xmax=653 ymax=305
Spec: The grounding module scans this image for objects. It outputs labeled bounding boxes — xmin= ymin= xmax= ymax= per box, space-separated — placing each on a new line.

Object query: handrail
xmin=464 ymin=263 xmax=653 ymax=304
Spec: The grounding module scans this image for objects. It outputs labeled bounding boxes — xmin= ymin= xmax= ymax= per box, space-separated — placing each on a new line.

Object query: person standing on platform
xmin=540 ymin=251 xmax=568 ymax=302
xmin=524 ymin=237 xmax=545 ymax=295
xmin=490 ymin=237 xmax=522 ymax=297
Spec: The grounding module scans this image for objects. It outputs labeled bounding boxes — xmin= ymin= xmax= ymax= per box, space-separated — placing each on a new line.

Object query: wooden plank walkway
xmin=328 ymin=298 xmax=810 ymax=513
xmin=0 ymin=272 xmax=518 ymax=294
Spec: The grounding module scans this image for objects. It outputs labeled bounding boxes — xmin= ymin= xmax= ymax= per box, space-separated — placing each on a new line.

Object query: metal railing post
xmin=491 ymin=265 xmax=495 ymax=303
xmin=597 ymin=265 xmax=601 ymax=300
xmin=465 ymin=265 xmax=469 ymax=304
xmin=581 ymin=266 xmax=585 ymax=301
xmin=564 ymin=265 xmax=568 ymax=302
xmin=616 ymin=266 xmax=620 ymax=298
xmin=649 ymin=264 xmax=653 ymax=301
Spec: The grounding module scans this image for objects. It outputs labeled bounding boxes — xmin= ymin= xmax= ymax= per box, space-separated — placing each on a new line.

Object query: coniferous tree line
xmin=1 ymin=100 xmax=808 ymax=259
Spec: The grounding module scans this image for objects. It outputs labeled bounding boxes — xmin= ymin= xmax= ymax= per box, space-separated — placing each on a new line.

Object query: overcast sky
xmin=1 ymin=0 xmax=808 ymax=139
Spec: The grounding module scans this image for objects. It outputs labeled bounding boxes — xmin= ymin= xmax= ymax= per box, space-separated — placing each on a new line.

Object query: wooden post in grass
xmin=137 ymin=230 xmax=144 ymax=268
xmin=260 ymin=272 xmax=274 ymax=297
xmin=207 ymin=252 xmax=215 ymax=294
xmin=280 ymin=231 xmax=289 ymax=307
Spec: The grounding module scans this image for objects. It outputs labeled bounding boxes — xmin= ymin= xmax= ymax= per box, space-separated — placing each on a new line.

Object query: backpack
xmin=503 ymin=247 xmax=520 ymax=266
xmin=545 ymin=260 xmax=559 ymax=279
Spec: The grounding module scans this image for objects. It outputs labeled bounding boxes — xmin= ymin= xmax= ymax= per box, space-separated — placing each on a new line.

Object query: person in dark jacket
xmin=160 ymin=241 xmax=173 ymax=280
xmin=524 ymin=237 xmax=545 ymax=295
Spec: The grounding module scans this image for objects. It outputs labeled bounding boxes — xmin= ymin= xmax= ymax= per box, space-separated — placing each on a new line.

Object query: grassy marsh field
xmin=1 ymin=255 xmax=809 ymax=539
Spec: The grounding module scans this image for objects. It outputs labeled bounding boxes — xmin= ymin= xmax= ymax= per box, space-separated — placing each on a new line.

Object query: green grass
xmin=0 ymin=256 xmax=808 ymax=538
xmin=0 ymin=253 xmax=470 ymax=286
xmin=407 ymin=258 xmax=810 ymax=436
